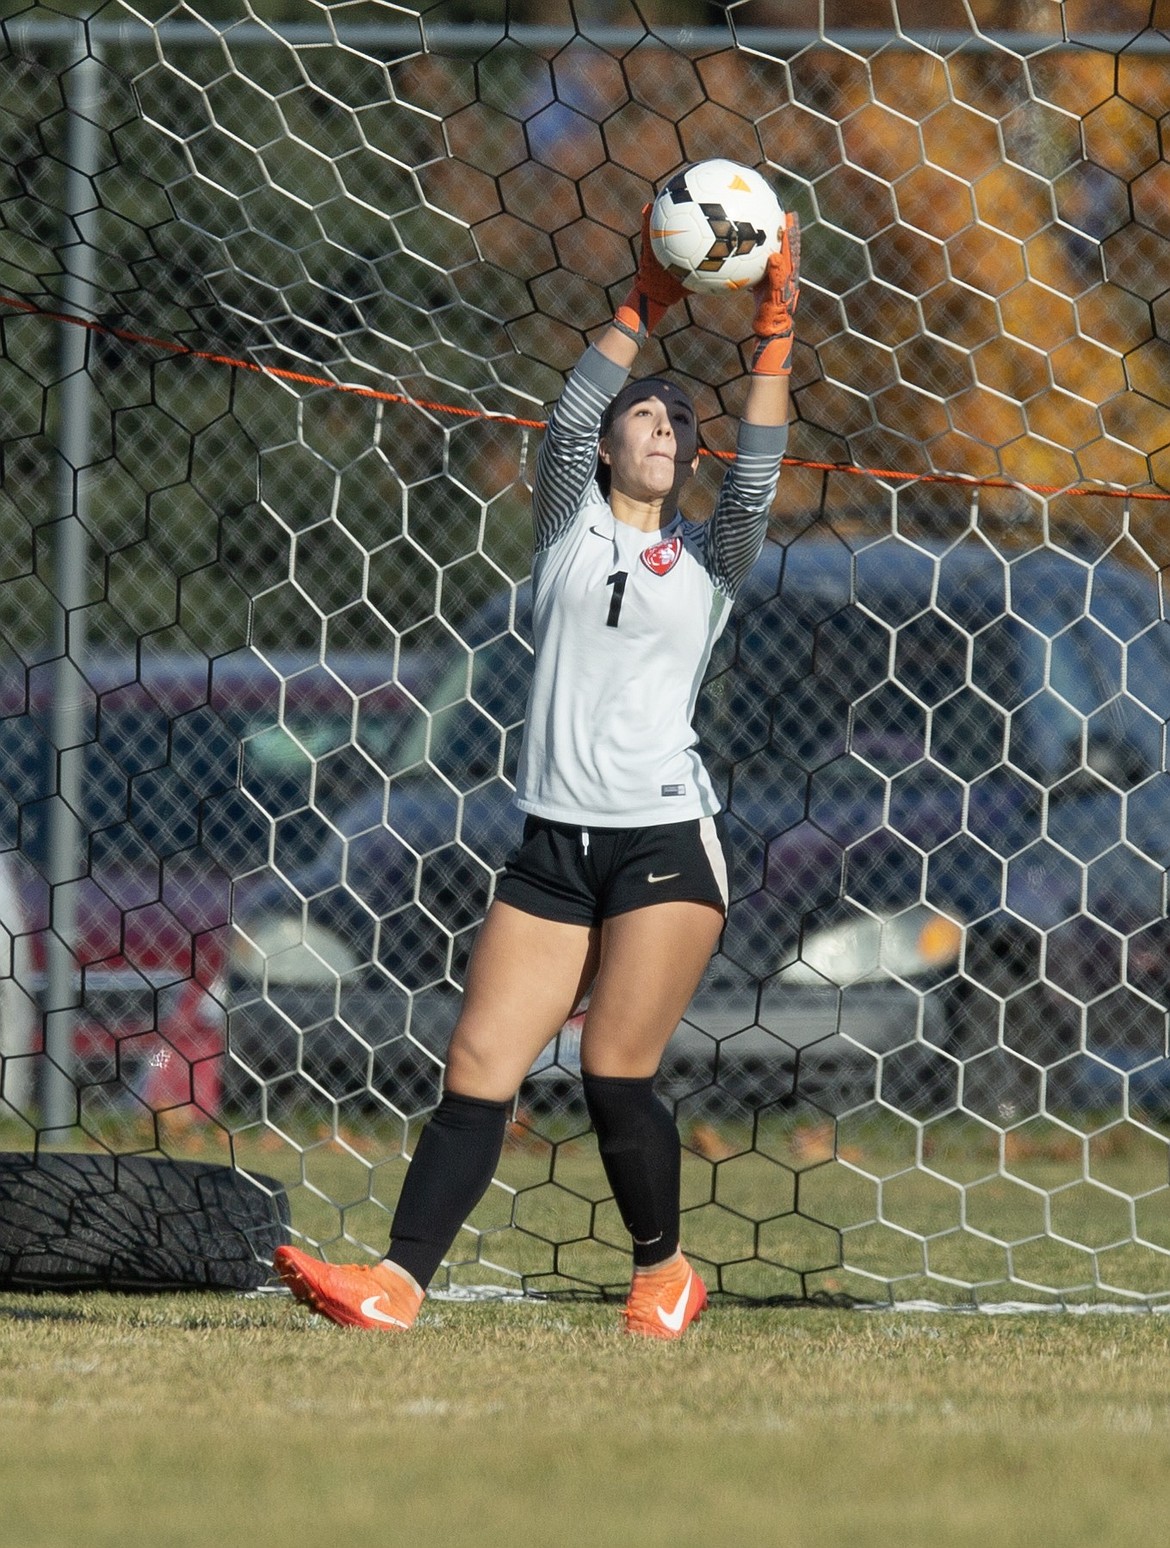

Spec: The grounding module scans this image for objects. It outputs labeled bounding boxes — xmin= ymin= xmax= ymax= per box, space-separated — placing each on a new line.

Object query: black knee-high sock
xmin=582 ymin=1072 xmax=680 ymax=1269
xmin=386 ymin=1090 xmax=510 ymax=1289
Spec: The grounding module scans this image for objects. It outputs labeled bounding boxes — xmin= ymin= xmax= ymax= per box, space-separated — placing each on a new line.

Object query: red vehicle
xmin=0 ymin=648 xmax=420 ymax=1125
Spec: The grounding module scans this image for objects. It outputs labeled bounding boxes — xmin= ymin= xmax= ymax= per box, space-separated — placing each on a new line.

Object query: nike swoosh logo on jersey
xmin=647 ymin=871 xmax=681 ymax=884
xmin=657 ymin=1273 xmax=694 ymax=1333
xmin=589 ymin=524 xmax=611 ymax=539
xmin=360 ymin=1294 xmax=410 ymax=1328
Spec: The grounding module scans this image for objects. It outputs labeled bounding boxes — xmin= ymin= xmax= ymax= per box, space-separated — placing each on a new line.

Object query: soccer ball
xmin=650 ymin=160 xmax=784 ymax=293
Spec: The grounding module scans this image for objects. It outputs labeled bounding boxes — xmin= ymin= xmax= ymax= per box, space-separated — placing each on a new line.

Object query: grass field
xmin=3 ymin=1288 xmax=1170 ymax=1548
xmin=90 ymin=1106 xmax=1170 ymax=1305
xmin=6 ymin=1104 xmax=1170 ymax=1305
xmin=4 ymin=1112 xmax=1170 ymax=1546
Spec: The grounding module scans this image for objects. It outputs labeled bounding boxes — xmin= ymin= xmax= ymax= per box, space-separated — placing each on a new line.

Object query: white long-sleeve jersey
xmin=513 ymin=346 xmax=786 ymax=828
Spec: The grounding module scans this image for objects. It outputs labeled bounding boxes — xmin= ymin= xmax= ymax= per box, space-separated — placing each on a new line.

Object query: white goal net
xmin=1 ymin=0 xmax=1169 ymax=1306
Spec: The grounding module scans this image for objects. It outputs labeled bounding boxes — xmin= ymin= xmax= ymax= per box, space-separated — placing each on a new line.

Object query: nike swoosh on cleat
xmin=647 ymin=871 xmax=681 ymax=884
xmin=657 ymin=1274 xmax=693 ymax=1333
xmin=360 ymin=1295 xmax=410 ymax=1328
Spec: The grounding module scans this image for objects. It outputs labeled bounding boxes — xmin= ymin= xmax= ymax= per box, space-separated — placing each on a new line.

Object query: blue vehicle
xmin=225 ymin=531 xmax=1170 ymax=1122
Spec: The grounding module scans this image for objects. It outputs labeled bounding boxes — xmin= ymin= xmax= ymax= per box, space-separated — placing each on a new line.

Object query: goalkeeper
xmin=276 ymin=203 xmax=800 ymax=1338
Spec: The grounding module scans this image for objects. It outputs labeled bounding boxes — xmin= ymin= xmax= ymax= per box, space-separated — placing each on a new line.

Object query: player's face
xmin=599 ymin=397 xmax=697 ymax=502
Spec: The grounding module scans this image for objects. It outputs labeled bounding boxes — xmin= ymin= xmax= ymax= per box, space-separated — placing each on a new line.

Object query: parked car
xmin=0 ymin=648 xmax=422 ymax=1118
xmin=225 ymin=531 xmax=1170 ymax=1124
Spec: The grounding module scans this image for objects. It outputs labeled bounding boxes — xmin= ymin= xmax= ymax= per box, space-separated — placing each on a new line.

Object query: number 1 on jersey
xmin=605 ymin=569 xmax=628 ymax=628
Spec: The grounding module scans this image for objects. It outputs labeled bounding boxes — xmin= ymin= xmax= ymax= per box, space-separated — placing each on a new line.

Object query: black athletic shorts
xmin=494 ymin=814 xmax=730 ymax=927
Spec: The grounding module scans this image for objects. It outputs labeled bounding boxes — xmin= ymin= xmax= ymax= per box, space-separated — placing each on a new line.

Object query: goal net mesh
xmin=2 ymin=0 xmax=1169 ymax=1306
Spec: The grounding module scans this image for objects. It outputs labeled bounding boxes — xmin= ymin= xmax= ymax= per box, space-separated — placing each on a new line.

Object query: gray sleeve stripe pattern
xmin=532 ymin=365 xmax=616 ymax=554
xmin=705 ymin=425 xmax=788 ymax=596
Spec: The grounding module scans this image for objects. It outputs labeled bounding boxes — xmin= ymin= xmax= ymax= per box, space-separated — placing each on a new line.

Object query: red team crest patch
xmin=640 ymin=536 xmax=682 ymax=575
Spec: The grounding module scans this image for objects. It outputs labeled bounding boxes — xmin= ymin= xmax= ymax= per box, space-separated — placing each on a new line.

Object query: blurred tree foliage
xmin=1 ymin=3 xmax=1167 ymax=664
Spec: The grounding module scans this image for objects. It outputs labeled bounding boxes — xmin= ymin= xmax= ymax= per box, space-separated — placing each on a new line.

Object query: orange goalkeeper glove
xmin=613 ymin=204 xmax=686 ymax=343
xmin=751 ymin=212 xmax=801 ymax=376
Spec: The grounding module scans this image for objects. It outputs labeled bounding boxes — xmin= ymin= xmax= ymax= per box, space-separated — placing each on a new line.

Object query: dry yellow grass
xmin=2 ymin=1290 xmax=1170 ymax=1548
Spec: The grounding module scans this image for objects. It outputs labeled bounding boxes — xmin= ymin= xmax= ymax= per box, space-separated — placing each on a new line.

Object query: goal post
xmin=1 ymin=4 xmax=1169 ymax=1306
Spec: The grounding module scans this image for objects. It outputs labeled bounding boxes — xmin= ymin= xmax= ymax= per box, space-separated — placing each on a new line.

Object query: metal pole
xmin=41 ymin=31 xmax=102 ymax=1143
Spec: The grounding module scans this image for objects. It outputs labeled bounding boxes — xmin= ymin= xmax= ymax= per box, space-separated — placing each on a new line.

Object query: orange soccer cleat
xmin=274 ymin=1244 xmax=424 ymax=1332
xmin=622 ymin=1253 xmax=708 ymax=1340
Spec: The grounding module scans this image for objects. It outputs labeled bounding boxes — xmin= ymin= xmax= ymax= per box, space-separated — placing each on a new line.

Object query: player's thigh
xmin=580 ymin=900 xmax=723 ymax=1078
xmin=444 ymin=900 xmax=599 ymax=1100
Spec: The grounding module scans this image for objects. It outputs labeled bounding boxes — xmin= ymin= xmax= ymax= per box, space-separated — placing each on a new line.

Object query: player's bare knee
xmin=443 ymin=1031 xmax=518 ymax=1102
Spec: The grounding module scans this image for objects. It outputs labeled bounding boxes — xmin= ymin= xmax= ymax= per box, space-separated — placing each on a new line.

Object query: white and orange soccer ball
xmin=649 ymin=159 xmax=784 ymax=293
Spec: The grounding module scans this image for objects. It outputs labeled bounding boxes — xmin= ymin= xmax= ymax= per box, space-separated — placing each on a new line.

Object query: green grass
xmin=2 ymin=1290 xmax=1170 ymax=1548
xmin=8 ymin=1107 xmax=1170 ymax=1304
xmin=192 ymin=1108 xmax=1170 ymax=1302
xmin=3 ymin=1116 xmax=1170 ymax=1544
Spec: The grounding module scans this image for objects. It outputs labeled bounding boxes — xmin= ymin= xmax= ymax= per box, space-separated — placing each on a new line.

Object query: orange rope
xmin=3 ymin=291 xmax=1166 ymax=503
xmin=0 ymin=292 xmax=547 ymax=428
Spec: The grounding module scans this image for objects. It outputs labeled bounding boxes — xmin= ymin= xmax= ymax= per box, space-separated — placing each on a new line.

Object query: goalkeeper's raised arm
xmin=534 ymin=204 xmax=797 ymax=593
